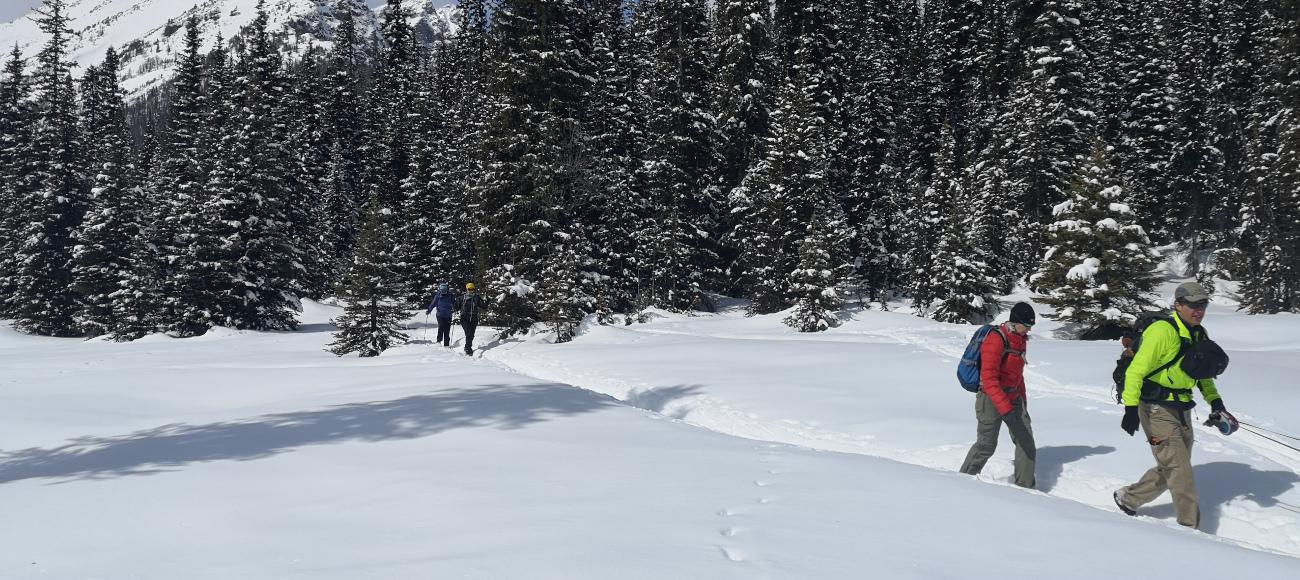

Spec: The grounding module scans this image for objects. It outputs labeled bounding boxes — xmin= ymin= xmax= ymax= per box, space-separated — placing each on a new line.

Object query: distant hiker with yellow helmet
xmin=460 ymin=282 xmax=486 ymax=355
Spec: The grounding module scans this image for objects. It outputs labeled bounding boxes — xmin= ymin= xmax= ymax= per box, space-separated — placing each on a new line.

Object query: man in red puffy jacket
xmin=959 ymin=302 xmax=1037 ymax=488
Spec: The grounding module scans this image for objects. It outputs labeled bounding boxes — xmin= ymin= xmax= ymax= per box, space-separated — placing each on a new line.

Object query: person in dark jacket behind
xmin=425 ymin=283 xmax=457 ymax=347
xmin=460 ymin=282 xmax=486 ymax=355
xmin=959 ymin=302 xmax=1037 ymax=488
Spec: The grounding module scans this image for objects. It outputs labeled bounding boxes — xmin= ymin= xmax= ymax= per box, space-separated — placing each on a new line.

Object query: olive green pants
xmin=1119 ymin=403 xmax=1199 ymax=528
xmin=959 ymin=392 xmax=1036 ymax=488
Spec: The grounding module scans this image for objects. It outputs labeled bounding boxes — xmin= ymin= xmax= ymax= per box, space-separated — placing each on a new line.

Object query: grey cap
xmin=1174 ymin=282 xmax=1210 ymax=303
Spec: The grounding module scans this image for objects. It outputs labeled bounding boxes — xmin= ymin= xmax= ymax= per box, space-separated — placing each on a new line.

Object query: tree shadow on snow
xmin=1036 ymin=445 xmax=1117 ymax=492
xmin=1143 ymin=461 xmax=1300 ymax=534
xmin=0 ymin=383 xmax=699 ymax=485
xmin=624 ymin=385 xmax=705 ymax=419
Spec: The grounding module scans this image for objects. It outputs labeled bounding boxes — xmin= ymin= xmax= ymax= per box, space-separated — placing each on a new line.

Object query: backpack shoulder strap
xmin=990 ymin=326 xmax=1022 ymax=361
xmin=1142 ymin=318 xmax=1187 ymax=380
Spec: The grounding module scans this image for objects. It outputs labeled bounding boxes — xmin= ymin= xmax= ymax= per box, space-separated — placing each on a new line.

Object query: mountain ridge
xmin=0 ymin=1 xmax=458 ymax=97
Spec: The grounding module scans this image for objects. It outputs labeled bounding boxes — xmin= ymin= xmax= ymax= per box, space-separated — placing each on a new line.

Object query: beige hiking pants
xmin=1121 ymin=403 xmax=1199 ymax=528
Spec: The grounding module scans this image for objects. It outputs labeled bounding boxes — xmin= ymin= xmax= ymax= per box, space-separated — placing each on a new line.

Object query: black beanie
xmin=1010 ymin=302 xmax=1036 ymax=326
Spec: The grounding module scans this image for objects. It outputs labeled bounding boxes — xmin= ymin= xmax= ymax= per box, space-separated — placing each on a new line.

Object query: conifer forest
xmin=1 ymin=0 xmax=1298 ymax=347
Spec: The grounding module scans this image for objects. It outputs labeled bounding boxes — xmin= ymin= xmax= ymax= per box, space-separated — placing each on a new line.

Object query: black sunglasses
xmin=1180 ymin=300 xmax=1209 ymax=311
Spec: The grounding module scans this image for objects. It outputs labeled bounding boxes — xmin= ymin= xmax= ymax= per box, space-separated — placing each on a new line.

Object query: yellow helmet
xmin=466 ymin=282 xmax=476 ymax=291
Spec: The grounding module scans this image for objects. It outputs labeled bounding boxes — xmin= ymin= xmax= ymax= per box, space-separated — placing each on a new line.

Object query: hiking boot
xmin=1113 ymin=490 xmax=1136 ymax=516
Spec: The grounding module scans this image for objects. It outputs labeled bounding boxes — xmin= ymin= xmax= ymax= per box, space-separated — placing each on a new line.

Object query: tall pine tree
xmin=1033 ymin=141 xmax=1160 ymax=335
xmin=13 ymin=0 xmax=88 ymax=336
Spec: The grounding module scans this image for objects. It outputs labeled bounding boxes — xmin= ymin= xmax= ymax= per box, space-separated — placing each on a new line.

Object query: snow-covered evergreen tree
xmin=367 ymin=0 xmax=419 ymax=216
xmin=1001 ymin=0 xmax=1094 ymax=279
xmin=71 ymin=48 xmax=137 ymax=337
xmin=12 ymin=0 xmax=88 ymax=336
xmin=1032 ymin=141 xmax=1160 ymax=334
xmin=633 ymin=0 xmax=721 ymax=311
xmin=197 ymin=1 xmax=301 ymax=331
xmin=0 ymin=46 xmax=34 ymax=318
xmin=930 ymin=140 xmax=1000 ymax=325
xmin=285 ymin=51 xmax=333 ymax=300
xmin=837 ymin=1 xmax=908 ymax=303
xmin=477 ymin=0 xmax=600 ymax=335
xmin=1239 ymin=0 xmax=1300 ymax=313
xmin=321 ymin=0 xmax=366 ymax=287
xmin=329 ymin=194 xmax=410 ymax=357
xmin=784 ymin=199 xmax=851 ymax=332
xmin=151 ymin=16 xmax=213 ymax=336
xmin=580 ymin=0 xmax=642 ymax=317
xmin=712 ymin=0 xmax=776 ymax=196
xmin=905 ymin=121 xmax=957 ymax=316
xmin=398 ymin=49 xmax=453 ymax=304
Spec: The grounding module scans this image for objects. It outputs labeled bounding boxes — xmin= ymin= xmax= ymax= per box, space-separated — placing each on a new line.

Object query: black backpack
xmin=1112 ymin=312 xmax=1230 ymax=404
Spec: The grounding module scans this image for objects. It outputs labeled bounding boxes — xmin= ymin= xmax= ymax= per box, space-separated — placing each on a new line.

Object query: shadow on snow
xmin=0 ymin=383 xmax=698 ymax=484
xmin=1143 ymin=461 xmax=1300 ymax=534
xmin=1036 ymin=445 xmax=1117 ymax=493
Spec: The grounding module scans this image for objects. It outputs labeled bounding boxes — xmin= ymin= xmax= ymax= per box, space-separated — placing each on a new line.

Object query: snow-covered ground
xmin=3 ymin=295 xmax=1299 ymax=578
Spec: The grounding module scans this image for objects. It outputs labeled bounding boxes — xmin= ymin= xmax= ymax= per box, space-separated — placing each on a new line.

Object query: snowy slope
xmin=0 ymin=0 xmax=456 ymax=97
xmin=485 ymin=289 xmax=1300 ymax=560
xmin=2 ymin=295 xmax=1299 ymax=577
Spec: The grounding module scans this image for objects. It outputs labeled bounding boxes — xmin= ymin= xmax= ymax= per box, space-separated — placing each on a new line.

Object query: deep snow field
xmin=2 ymin=286 xmax=1299 ymax=579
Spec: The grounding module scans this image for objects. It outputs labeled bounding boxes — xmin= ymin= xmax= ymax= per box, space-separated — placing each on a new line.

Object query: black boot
xmin=1113 ymin=490 xmax=1136 ymax=516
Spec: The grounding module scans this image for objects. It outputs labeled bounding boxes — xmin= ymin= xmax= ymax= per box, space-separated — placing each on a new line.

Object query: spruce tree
xmin=285 ymin=51 xmax=332 ymax=299
xmin=202 ymin=0 xmax=301 ymax=331
xmin=712 ymin=0 xmax=776 ymax=196
xmin=478 ymin=0 xmax=599 ymax=335
xmin=784 ymin=199 xmax=851 ymax=332
xmin=0 ymin=46 xmax=34 ymax=318
xmin=930 ymin=143 xmax=1000 ymax=325
xmin=1032 ymin=141 xmax=1160 ymax=335
xmin=72 ymin=48 xmax=137 ymax=337
xmin=152 ymin=16 xmax=212 ymax=336
xmin=367 ymin=0 xmax=419 ymax=215
xmin=322 ymin=0 xmax=366 ymax=287
xmin=398 ymin=49 xmax=452 ymax=303
xmin=13 ymin=0 xmax=88 ymax=336
xmin=329 ymin=194 xmax=410 ymax=357
xmin=110 ymin=224 xmax=165 ymax=341
xmin=633 ymin=0 xmax=721 ymax=311
xmin=906 ymin=121 xmax=958 ymax=317
xmin=1107 ymin=1 xmax=1181 ymax=244
xmin=838 ymin=2 xmax=908 ymax=303
xmin=1239 ymin=0 xmax=1300 ymax=313
xmin=1002 ymin=0 xmax=1094 ymax=279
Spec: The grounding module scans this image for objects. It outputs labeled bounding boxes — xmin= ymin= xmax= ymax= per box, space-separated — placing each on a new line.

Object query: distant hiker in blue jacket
xmin=425 ymin=283 xmax=457 ymax=348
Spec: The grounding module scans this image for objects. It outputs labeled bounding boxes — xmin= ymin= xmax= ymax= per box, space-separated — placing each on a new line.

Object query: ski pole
xmin=424 ymin=313 xmax=429 ymax=343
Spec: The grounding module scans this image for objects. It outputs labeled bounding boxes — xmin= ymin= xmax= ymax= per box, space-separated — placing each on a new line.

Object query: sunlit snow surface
xmin=2 ymin=287 xmax=1299 ymax=578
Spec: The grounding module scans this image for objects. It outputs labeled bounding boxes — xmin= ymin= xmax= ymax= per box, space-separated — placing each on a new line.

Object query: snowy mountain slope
xmin=0 ymin=0 xmax=456 ymax=97
xmin=2 ymin=297 xmax=1300 ymax=577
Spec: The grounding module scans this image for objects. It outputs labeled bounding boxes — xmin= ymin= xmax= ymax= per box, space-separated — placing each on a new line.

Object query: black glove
xmin=1210 ymin=399 xmax=1226 ymax=414
xmin=1121 ymin=406 xmax=1140 ymax=436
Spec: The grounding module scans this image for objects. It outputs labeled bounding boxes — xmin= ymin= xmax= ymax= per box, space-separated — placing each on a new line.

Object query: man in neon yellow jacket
xmin=1113 ymin=282 xmax=1229 ymax=528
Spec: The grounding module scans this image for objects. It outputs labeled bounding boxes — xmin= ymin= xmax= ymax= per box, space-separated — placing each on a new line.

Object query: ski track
xmin=463 ymin=321 xmax=1300 ymax=561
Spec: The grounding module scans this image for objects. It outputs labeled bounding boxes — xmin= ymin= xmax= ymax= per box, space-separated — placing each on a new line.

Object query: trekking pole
xmin=423 ymin=313 xmax=429 ymax=343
